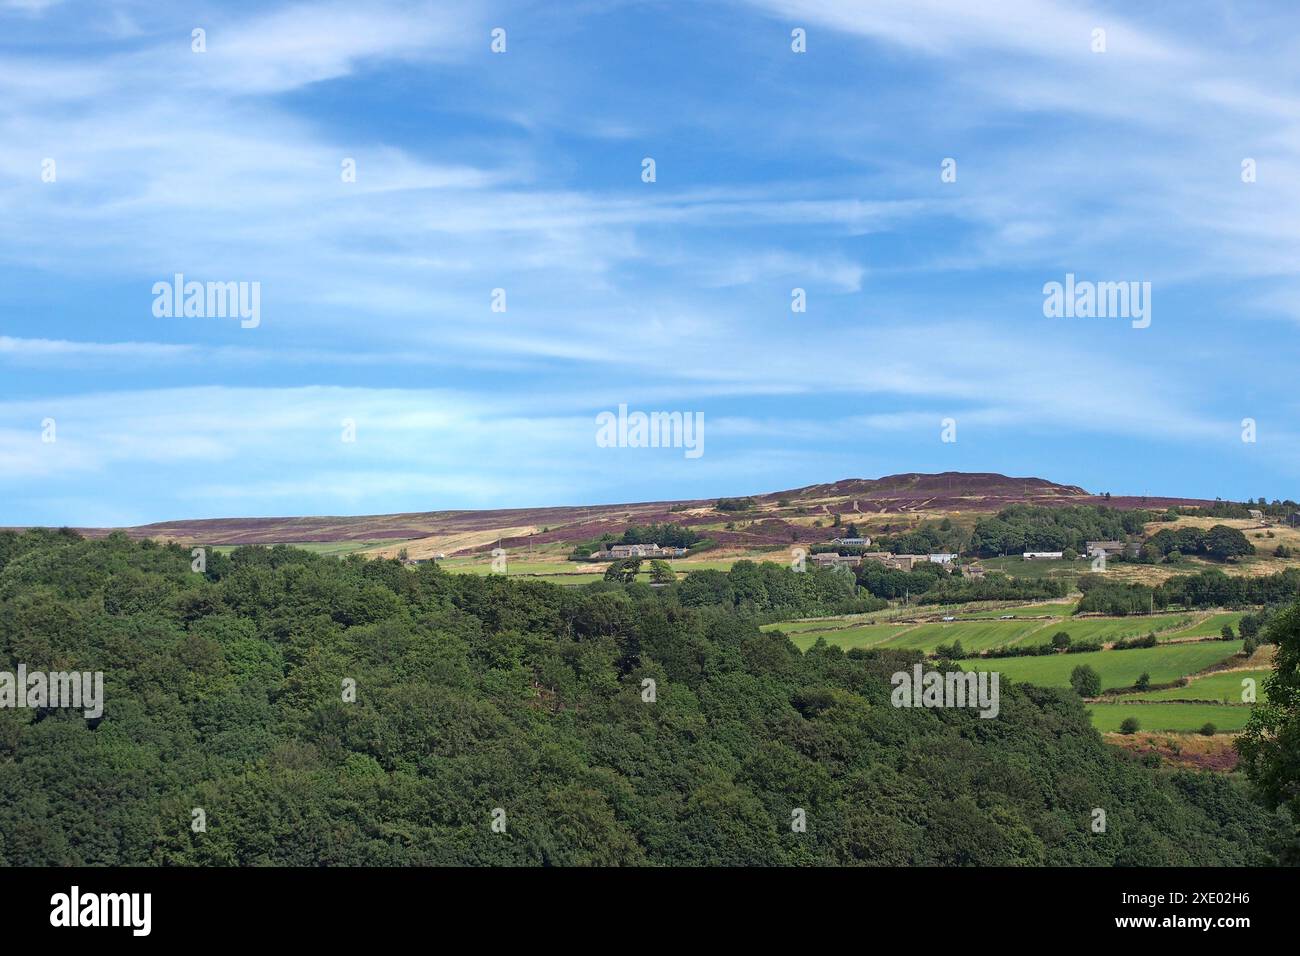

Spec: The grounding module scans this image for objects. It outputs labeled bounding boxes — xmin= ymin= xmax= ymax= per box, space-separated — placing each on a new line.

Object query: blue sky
xmin=2 ymin=0 xmax=1299 ymax=526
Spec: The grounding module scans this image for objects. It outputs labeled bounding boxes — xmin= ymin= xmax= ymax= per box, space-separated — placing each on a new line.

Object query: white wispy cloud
xmin=3 ymin=0 xmax=1300 ymax=522
xmin=740 ymin=0 xmax=1187 ymax=62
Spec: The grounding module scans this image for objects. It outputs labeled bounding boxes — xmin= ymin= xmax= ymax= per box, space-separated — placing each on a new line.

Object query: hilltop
xmin=63 ymin=472 xmax=1214 ymax=561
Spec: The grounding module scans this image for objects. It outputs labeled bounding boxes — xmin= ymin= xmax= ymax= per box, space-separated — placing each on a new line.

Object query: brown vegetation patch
xmin=1106 ymin=732 xmax=1243 ymax=771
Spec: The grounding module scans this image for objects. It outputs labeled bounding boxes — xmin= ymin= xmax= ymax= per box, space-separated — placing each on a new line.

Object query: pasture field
xmin=959 ymin=641 xmax=1245 ymax=691
xmin=878 ymin=618 xmax=1049 ymax=654
xmin=1125 ymin=669 xmax=1272 ymax=704
xmin=787 ymin=624 xmax=918 ymax=652
xmin=872 ymin=602 xmax=975 ymax=622
xmin=761 ymin=614 xmax=884 ymax=634
xmin=669 ymin=559 xmax=745 ymax=571
xmin=440 ymin=558 xmax=597 ymax=575
xmin=978 ymin=550 xmax=1300 ymax=587
xmin=978 ymin=557 xmax=1091 ymax=580
xmin=438 ymin=555 xmax=746 ymax=581
xmin=527 ymin=572 xmax=608 ymax=585
xmin=770 ymin=605 xmax=1255 ymax=656
xmin=437 ymin=557 xmax=692 ymax=586
xmin=1054 ymin=613 xmax=1192 ymax=644
xmin=1162 ymin=612 xmax=1246 ymax=639
xmin=1088 ymin=701 xmax=1253 ymax=734
xmin=956 ymin=601 xmax=1078 ymax=618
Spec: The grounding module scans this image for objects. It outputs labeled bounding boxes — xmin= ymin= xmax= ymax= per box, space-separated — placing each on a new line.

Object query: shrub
xmin=716 ymin=496 xmax=757 ymax=512
xmin=1070 ymin=665 xmax=1102 ymax=697
xmin=1199 ymin=723 xmax=1217 ymax=737
xmin=1112 ymin=634 xmax=1158 ymax=651
xmin=1119 ymin=717 xmax=1141 ymax=735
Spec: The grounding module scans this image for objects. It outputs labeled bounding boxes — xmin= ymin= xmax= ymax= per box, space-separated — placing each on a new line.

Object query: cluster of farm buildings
xmin=1020 ymin=540 xmax=1140 ymax=560
xmin=807 ymin=537 xmax=977 ymax=575
xmin=809 ymin=537 xmax=1146 ymax=571
xmin=590 ymin=543 xmax=690 ymax=559
xmin=587 ymin=535 xmax=1152 ymax=572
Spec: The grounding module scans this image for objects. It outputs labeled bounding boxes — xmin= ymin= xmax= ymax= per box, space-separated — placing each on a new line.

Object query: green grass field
xmin=1124 ymin=669 xmax=1271 ymax=704
xmin=527 ymin=572 xmax=608 ymax=585
xmin=1162 ymin=612 xmax=1247 ymax=640
xmin=760 ymin=614 xmax=889 ymax=634
xmin=440 ymin=558 xmax=602 ymax=575
xmin=441 ymin=555 xmax=743 ymax=581
xmin=979 ymin=556 xmax=1092 ymax=580
xmin=670 ymin=559 xmax=746 ymax=571
xmin=439 ymin=557 xmax=688 ymax=586
xmin=1088 ymin=701 xmax=1253 ymax=734
xmin=872 ymin=602 xmax=975 ymax=622
xmin=1052 ymin=613 xmax=1192 ymax=644
xmin=787 ymin=624 xmax=918 ymax=652
xmin=956 ymin=601 xmax=1078 ymax=618
xmin=960 ymin=641 xmax=1245 ymax=691
xmin=769 ymin=603 xmax=1252 ymax=661
xmin=878 ymin=618 xmax=1049 ymax=653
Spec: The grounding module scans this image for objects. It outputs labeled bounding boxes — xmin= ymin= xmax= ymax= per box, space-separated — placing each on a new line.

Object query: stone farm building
xmin=810 ymin=553 xmax=861 ymax=569
xmin=594 ymin=543 xmax=688 ymax=559
xmin=1085 ymin=540 xmax=1140 ymax=558
xmin=857 ymin=552 xmax=956 ymax=571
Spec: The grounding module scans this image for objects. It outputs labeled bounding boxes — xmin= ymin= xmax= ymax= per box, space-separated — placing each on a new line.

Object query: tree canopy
xmin=0 ymin=529 xmax=1287 ymax=866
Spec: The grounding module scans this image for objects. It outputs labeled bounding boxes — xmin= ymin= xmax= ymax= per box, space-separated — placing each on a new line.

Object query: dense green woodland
xmin=855 ymin=560 xmax=1069 ymax=604
xmin=1076 ymin=568 xmax=1300 ymax=615
xmin=0 ymin=529 xmax=1293 ymax=866
xmin=970 ymin=504 xmax=1159 ymax=557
